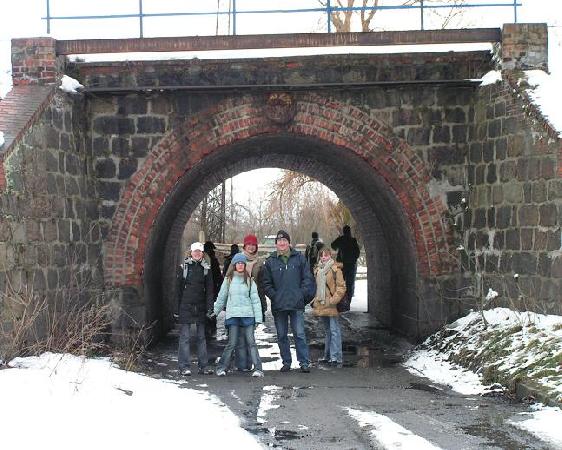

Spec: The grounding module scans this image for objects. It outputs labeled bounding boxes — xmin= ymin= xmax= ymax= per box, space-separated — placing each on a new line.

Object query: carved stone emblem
xmin=265 ymin=93 xmax=296 ymax=125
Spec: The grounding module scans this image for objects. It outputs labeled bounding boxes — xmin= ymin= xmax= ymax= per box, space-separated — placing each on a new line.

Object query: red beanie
xmin=243 ymin=234 xmax=258 ymax=248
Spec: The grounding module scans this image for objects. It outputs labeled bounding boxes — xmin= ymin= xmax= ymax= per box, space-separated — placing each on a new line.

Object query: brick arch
xmin=104 ymin=93 xmax=453 ymax=290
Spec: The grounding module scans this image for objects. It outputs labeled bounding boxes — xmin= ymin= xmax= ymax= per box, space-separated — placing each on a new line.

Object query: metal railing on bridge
xmin=43 ymin=0 xmax=521 ymax=38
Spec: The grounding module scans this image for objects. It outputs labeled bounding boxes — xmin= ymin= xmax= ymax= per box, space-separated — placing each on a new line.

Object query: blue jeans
xmin=235 ymin=331 xmax=251 ymax=370
xmin=218 ymin=324 xmax=262 ymax=372
xmin=273 ymin=310 xmax=310 ymax=368
xmin=321 ymin=316 xmax=342 ymax=363
xmin=178 ymin=323 xmax=208 ymax=370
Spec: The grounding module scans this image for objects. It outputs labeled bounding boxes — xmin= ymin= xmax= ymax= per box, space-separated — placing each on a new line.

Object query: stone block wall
xmin=0 ymin=91 xmax=103 ymax=329
xmin=464 ymin=76 xmax=561 ymax=313
xmin=89 ymin=94 xmax=173 ymax=239
xmin=340 ymin=84 xmax=477 ymax=325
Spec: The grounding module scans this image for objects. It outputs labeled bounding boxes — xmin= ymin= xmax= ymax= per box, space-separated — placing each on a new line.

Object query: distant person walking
xmin=223 ymin=243 xmax=240 ymax=276
xmin=204 ymin=241 xmax=223 ymax=339
xmin=262 ymin=230 xmax=316 ymax=373
xmin=312 ymin=246 xmax=346 ymax=368
xmin=305 ymin=231 xmax=323 ymax=274
xmin=331 ymin=225 xmax=360 ymax=302
xmin=176 ymin=242 xmax=215 ymax=376
xmin=212 ymin=253 xmax=264 ymax=378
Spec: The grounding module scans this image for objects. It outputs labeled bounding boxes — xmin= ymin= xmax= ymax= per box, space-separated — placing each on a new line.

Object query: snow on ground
xmin=350 ymin=278 xmax=368 ymax=312
xmin=404 ymin=308 xmax=562 ymax=400
xmin=453 ymin=308 xmax=562 ymax=400
xmin=0 ymin=353 xmax=260 ymax=450
xmin=403 ymin=308 xmax=562 ymax=447
xmin=509 ymin=404 xmax=562 ymax=448
xmin=404 ymin=349 xmax=486 ymax=396
xmin=255 ymin=323 xmax=298 ymax=370
xmin=346 ymin=407 xmax=442 ymax=450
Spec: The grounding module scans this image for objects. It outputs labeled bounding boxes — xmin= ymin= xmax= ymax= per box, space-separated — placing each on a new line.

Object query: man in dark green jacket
xmin=262 ymin=230 xmax=316 ymax=373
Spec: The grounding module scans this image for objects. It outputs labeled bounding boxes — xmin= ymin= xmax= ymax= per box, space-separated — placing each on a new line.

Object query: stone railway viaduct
xmin=0 ymin=25 xmax=560 ymax=341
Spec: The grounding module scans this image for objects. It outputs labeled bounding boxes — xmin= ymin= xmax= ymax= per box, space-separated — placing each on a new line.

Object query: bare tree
xmin=264 ymin=170 xmax=353 ymax=244
xmin=318 ymin=0 xmax=467 ymax=32
xmin=318 ymin=0 xmax=380 ymax=32
xmin=184 ymin=169 xmax=357 ymax=247
xmin=191 ymin=183 xmax=226 ymax=243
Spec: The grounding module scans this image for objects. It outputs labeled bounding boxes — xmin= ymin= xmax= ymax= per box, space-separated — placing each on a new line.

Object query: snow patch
xmin=257 ymin=385 xmax=282 ymax=424
xmin=404 ymin=349 xmax=486 ymax=396
xmin=255 ymin=323 xmax=300 ymax=370
xmin=0 ymin=131 xmax=4 ymax=148
xmin=480 ymin=70 xmax=502 ymax=86
xmin=59 ymin=75 xmax=83 ymax=93
xmin=485 ymin=288 xmax=499 ymax=302
xmin=404 ymin=308 xmax=562 ymax=401
xmin=346 ymin=407 xmax=442 ymax=449
xmin=521 ymin=70 xmax=562 ymax=136
xmin=509 ymin=405 xmax=562 ymax=448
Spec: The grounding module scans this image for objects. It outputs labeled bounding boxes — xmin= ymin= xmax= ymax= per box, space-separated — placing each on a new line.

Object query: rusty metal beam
xmin=56 ymin=28 xmax=500 ymax=55
xmin=82 ymin=79 xmax=483 ymax=95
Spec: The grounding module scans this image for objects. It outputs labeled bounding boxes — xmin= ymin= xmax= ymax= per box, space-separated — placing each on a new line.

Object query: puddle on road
xmin=246 ymin=426 xmax=303 ymax=443
xmin=405 ymin=382 xmax=444 ymax=394
xmin=331 ymin=344 xmax=403 ymax=368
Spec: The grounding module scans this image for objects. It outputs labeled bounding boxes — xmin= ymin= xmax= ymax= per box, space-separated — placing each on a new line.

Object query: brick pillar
xmin=11 ymin=37 xmax=60 ymax=86
xmin=501 ymin=23 xmax=548 ymax=71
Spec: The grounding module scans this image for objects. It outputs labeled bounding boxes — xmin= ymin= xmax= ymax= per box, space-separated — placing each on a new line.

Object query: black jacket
xmin=261 ymin=248 xmax=316 ymax=313
xmin=331 ymin=235 xmax=360 ymax=265
xmin=177 ymin=258 xmax=214 ymax=324
xmin=207 ymin=252 xmax=223 ymax=300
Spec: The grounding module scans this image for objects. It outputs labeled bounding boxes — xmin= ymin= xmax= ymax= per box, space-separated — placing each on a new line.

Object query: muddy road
xmin=136 ymin=312 xmax=550 ymax=449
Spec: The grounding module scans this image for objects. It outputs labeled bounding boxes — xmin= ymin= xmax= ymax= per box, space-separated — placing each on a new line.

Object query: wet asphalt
xmin=136 ymin=312 xmax=552 ymax=450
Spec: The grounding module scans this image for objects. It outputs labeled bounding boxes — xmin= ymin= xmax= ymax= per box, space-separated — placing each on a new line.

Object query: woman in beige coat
xmin=311 ymin=246 xmax=346 ymax=367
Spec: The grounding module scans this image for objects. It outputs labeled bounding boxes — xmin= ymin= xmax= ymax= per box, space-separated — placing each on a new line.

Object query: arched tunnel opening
xmin=144 ymin=134 xmax=419 ymax=341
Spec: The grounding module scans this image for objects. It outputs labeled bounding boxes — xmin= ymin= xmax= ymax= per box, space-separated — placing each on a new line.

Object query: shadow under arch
xmin=144 ymin=134 xmax=418 ymax=339
xmin=104 ymin=92 xmax=456 ymax=342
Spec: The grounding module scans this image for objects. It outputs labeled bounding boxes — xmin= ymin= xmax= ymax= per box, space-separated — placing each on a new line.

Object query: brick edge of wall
xmin=0 ymin=86 xmax=57 ymax=191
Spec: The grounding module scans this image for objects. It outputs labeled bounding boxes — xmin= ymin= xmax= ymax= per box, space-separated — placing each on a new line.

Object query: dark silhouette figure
xmin=305 ymin=231 xmax=323 ymax=274
xmin=204 ymin=241 xmax=223 ymax=338
xmin=223 ymin=243 xmax=240 ymax=276
xmin=330 ymin=225 xmax=360 ymax=300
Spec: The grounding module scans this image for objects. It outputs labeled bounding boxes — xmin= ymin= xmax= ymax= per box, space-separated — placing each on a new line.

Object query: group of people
xmin=176 ymin=227 xmax=361 ymax=378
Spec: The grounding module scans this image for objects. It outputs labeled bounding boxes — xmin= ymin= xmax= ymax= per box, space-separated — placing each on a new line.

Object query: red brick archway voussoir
xmin=104 ymin=95 xmax=452 ymax=287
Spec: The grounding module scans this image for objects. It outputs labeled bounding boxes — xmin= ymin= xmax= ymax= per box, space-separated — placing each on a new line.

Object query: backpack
xmin=182 ymin=260 xmax=209 ymax=290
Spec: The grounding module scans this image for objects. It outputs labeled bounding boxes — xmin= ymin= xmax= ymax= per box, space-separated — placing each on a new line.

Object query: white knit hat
xmin=190 ymin=242 xmax=204 ymax=252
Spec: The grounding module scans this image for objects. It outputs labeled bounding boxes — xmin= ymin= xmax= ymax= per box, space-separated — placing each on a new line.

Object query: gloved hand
xmin=173 ymin=313 xmax=179 ymax=322
xmin=206 ymin=310 xmax=216 ymax=320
